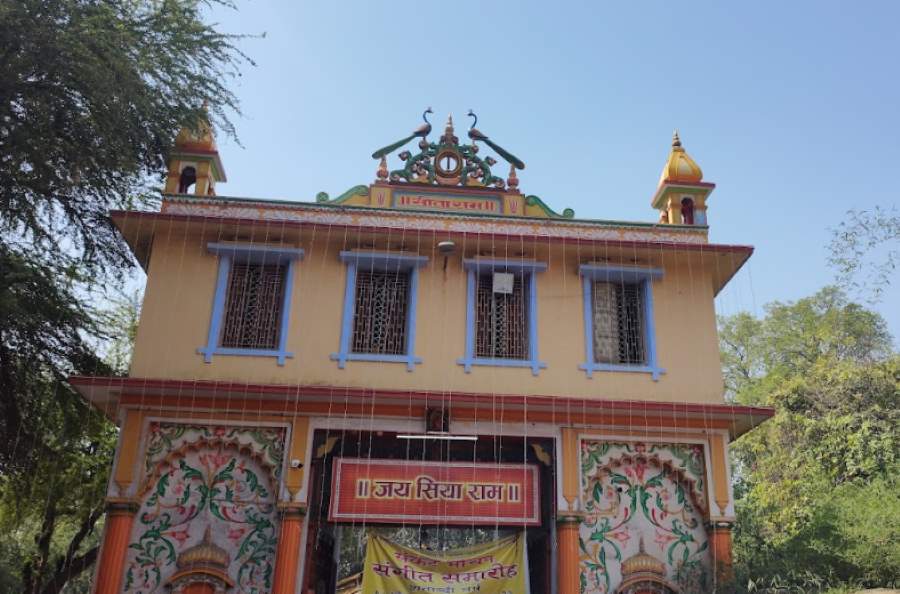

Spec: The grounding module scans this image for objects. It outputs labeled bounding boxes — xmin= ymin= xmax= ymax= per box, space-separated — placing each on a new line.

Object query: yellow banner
xmin=361 ymin=533 xmax=528 ymax=594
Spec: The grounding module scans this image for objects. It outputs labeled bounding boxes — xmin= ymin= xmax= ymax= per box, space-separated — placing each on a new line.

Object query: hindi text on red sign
xmin=329 ymin=459 xmax=540 ymax=526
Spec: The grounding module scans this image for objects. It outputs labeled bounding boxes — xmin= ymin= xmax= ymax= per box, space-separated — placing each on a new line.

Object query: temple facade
xmin=73 ymin=110 xmax=772 ymax=594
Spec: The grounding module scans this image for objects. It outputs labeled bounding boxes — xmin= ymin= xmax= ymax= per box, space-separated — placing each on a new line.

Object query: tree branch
xmin=24 ymin=491 xmax=58 ymax=594
xmin=62 ymin=501 xmax=105 ymax=573
xmin=39 ymin=546 xmax=100 ymax=594
xmin=32 ymin=499 xmax=105 ymax=594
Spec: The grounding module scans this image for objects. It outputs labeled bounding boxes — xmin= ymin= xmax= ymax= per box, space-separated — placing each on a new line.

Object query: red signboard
xmin=329 ymin=458 xmax=540 ymax=526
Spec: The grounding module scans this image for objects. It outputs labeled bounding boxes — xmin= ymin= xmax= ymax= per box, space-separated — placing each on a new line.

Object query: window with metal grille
xmin=351 ymin=270 xmax=410 ymax=355
xmin=220 ymin=262 xmax=286 ymax=350
xmin=475 ymin=273 xmax=527 ymax=359
xmin=592 ymin=281 xmax=645 ymax=365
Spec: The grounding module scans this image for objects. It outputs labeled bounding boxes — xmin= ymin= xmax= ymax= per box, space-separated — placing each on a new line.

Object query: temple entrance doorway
xmin=302 ymin=429 xmax=555 ymax=594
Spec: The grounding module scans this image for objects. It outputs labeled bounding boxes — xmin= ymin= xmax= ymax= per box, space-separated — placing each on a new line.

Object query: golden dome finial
xmin=174 ymin=110 xmax=217 ymax=152
xmin=176 ymin=524 xmax=230 ymax=571
xmin=658 ymin=130 xmax=702 ymax=186
xmin=621 ymin=535 xmax=666 ymax=578
xmin=165 ymin=523 xmax=235 ymax=590
xmin=445 ymin=115 xmax=454 ymax=134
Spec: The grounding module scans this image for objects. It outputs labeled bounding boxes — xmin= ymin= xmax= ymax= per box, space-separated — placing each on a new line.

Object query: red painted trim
xmin=68 ymin=375 xmax=774 ymax=419
xmin=109 ymin=210 xmax=754 ymax=256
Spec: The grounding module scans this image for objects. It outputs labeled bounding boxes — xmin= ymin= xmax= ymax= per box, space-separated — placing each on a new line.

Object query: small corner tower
xmin=651 ymin=131 xmax=715 ymax=226
xmin=164 ymin=113 xmax=227 ymax=196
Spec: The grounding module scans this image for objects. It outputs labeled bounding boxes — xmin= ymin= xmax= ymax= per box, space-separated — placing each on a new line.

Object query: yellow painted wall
xmin=130 ymin=227 xmax=726 ymax=404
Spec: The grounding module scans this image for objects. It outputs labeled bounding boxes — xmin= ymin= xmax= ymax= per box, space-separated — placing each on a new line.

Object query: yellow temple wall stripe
xmin=560 ymin=428 xmax=579 ymax=509
xmin=113 ymin=410 xmax=143 ymax=492
xmin=708 ymin=432 xmax=731 ymax=516
xmin=285 ymin=417 xmax=309 ymax=498
xmin=130 ymin=230 xmax=726 ymax=403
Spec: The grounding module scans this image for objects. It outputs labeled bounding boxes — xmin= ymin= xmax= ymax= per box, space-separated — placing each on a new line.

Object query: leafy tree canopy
xmin=719 ymin=286 xmax=892 ymax=405
xmin=0 ymin=1 xmax=250 ymax=591
xmin=0 ymin=0 xmax=249 ymax=271
xmin=0 ymin=245 xmax=120 ymax=594
xmin=721 ymin=287 xmax=899 ymax=591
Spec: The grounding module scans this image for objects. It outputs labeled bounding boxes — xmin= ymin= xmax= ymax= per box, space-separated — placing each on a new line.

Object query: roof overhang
xmin=69 ymin=376 xmax=773 ymax=440
xmin=111 ymin=206 xmax=752 ymax=295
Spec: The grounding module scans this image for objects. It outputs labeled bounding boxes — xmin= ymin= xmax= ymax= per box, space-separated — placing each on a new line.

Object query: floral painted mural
xmin=122 ymin=423 xmax=286 ymax=594
xmin=579 ymin=441 xmax=711 ymax=594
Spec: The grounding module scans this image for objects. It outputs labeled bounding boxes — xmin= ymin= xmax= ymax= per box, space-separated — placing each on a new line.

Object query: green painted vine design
xmin=124 ymin=423 xmax=285 ymax=593
xmin=581 ymin=441 xmax=707 ymax=512
xmin=389 ymin=140 xmax=506 ymax=188
xmin=143 ymin=423 xmax=285 ymax=481
xmin=579 ymin=441 xmax=711 ymax=594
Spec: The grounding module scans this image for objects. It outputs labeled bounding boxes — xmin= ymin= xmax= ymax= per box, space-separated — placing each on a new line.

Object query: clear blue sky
xmin=208 ymin=0 xmax=899 ymax=340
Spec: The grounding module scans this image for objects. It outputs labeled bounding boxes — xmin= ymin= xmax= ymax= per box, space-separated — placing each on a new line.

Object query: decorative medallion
xmin=434 ymin=147 xmax=462 ymax=183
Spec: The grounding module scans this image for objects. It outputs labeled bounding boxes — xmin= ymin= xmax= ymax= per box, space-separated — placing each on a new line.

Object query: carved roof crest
xmin=372 ymin=108 xmax=525 ymax=190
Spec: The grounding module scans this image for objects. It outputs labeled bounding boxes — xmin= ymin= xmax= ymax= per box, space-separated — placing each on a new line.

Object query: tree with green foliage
xmin=720 ymin=287 xmax=899 ymax=592
xmin=0 ymin=246 xmax=119 ymax=594
xmin=0 ymin=0 xmax=249 ymax=271
xmin=828 ymin=206 xmax=899 ymax=304
xmin=0 ymin=1 xmax=249 ymax=591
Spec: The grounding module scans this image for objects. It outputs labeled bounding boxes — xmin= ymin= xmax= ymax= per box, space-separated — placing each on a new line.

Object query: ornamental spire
xmin=651 ymin=130 xmax=715 ymax=226
xmin=165 ymin=107 xmax=227 ymax=195
xmin=658 ymin=130 xmax=702 ymax=185
xmin=440 ymin=114 xmax=458 ymax=145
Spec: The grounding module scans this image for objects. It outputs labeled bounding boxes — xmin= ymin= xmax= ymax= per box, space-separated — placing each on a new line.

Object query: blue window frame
xmin=198 ymin=243 xmax=304 ymax=366
xmin=457 ymin=258 xmax=547 ymax=376
xmin=578 ymin=264 xmax=664 ymax=380
xmin=331 ymin=251 xmax=428 ymax=371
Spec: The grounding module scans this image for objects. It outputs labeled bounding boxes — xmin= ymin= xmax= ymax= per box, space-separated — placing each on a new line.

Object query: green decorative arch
xmin=525 ymin=195 xmax=575 ymax=219
xmin=316 ymin=185 xmax=369 ymax=204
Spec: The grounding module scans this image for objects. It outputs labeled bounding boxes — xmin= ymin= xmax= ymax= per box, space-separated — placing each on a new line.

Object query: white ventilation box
xmin=492 ymin=272 xmax=514 ymax=294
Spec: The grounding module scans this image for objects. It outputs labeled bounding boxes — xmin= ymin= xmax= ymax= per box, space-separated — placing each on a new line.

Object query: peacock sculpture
xmin=466 ymin=110 xmax=525 ymax=170
xmin=371 ymin=107 xmax=434 ymax=159
xmin=370 ymin=108 xmax=526 ymax=188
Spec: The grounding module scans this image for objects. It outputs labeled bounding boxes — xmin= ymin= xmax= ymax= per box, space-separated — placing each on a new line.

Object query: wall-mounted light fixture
xmin=438 ymin=240 xmax=456 ymax=271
